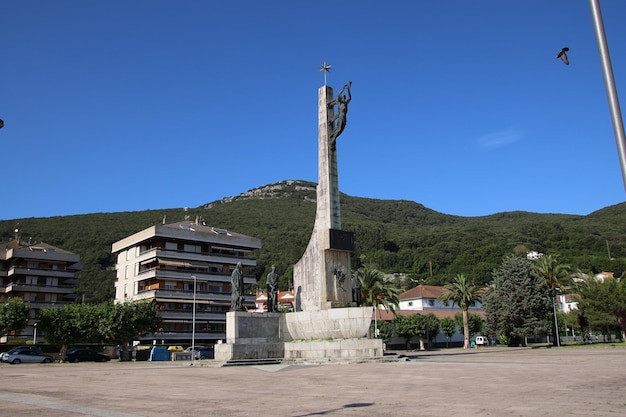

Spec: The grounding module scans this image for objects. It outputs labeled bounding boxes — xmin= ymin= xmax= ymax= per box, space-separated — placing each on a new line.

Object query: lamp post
xmin=191 ymin=275 xmax=196 ymax=361
xmin=33 ymin=322 xmax=37 ymax=344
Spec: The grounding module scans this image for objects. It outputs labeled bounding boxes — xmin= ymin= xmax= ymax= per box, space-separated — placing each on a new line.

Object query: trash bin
xmin=149 ymin=346 xmax=170 ymax=361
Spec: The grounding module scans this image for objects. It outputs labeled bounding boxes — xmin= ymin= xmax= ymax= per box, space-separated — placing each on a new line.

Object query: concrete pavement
xmin=1 ymin=346 xmax=624 ymax=416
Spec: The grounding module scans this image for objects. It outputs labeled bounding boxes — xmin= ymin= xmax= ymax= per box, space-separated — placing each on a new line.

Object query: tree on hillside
xmin=0 ymin=298 xmax=30 ymax=337
xmin=438 ymin=274 xmax=481 ymax=349
xmin=534 ymin=254 xmax=571 ymax=346
xmin=482 ymin=255 xmax=552 ymax=346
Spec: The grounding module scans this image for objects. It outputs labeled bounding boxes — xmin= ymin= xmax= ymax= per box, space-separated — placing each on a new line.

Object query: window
xmin=183 ymin=244 xmax=200 ymax=253
xmin=46 ymin=277 xmax=58 ymax=287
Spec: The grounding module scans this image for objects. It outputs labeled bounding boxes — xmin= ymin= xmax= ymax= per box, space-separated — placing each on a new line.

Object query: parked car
xmin=475 ymin=336 xmax=488 ymax=346
xmin=183 ymin=346 xmax=214 ymax=360
xmin=1 ymin=345 xmax=44 ymax=362
xmin=4 ymin=350 xmax=54 ymax=364
xmin=64 ymin=348 xmax=111 ymax=363
xmin=194 ymin=347 xmax=214 ymax=360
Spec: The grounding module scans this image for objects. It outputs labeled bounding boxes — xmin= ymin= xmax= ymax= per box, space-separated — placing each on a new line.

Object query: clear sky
xmin=2 ymin=0 xmax=626 ymax=220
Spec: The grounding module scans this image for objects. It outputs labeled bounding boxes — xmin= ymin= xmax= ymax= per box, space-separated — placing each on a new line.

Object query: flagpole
xmin=589 ymin=0 xmax=626 ymax=192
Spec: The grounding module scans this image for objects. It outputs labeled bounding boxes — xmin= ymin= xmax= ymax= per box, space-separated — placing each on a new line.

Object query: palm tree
xmin=535 ymin=254 xmax=570 ymax=347
xmin=438 ymin=274 xmax=480 ymax=349
xmin=357 ymin=265 xmax=400 ymax=337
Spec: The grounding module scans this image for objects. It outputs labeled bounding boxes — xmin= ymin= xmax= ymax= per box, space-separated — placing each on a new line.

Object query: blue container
xmin=149 ymin=346 xmax=170 ymax=361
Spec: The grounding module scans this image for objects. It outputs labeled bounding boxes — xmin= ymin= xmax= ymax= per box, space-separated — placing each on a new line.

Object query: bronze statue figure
xmin=230 ymin=262 xmax=245 ymax=311
xmin=328 ymin=81 xmax=352 ymax=150
xmin=352 ymin=271 xmax=362 ymax=307
xmin=266 ymin=265 xmax=279 ymax=312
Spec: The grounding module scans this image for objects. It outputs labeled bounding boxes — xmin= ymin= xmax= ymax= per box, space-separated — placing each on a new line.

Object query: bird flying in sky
xmin=556 ymin=47 xmax=570 ymax=65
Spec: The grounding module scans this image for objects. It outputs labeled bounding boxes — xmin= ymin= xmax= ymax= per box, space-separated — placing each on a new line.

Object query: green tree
xmin=576 ymin=275 xmax=626 ymax=340
xmin=534 ymin=254 xmax=571 ymax=346
xmin=99 ymin=301 xmax=161 ymax=361
xmin=482 ymin=255 xmax=552 ymax=346
xmin=423 ymin=313 xmax=440 ymax=349
xmin=0 ymin=298 xmax=30 ymax=337
xmin=438 ymin=274 xmax=481 ymax=348
xmin=393 ymin=314 xmax=422 ymax=350
xmin=38 ymin=304 xmax=99 ymax=359
xmin=454 ymin=312 xmax=483 ymax=338
xmin=357 ymin=264 xmax=400 ymax=336
xmin=440 ymin=317 xmax=456 ymax=348
xmin=373 ymin=319 xmax=394 ymax=345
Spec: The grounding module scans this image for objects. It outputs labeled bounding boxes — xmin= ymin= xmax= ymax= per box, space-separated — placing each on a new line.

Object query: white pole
xmin=191 ymin=275 xmax=196 ymax=361
xmin=589 ymin=0 xmax=626 ymax=191
xmin=33 ymin=323 xmax=37 ymax=344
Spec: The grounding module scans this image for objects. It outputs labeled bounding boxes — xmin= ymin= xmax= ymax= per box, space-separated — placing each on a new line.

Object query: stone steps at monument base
xmin=222 ymin=358 xmax=283 ymax=367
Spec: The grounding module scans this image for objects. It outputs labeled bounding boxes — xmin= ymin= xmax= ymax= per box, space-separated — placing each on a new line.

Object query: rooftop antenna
xmin=320 ymin=61 xmax=331 ymax=86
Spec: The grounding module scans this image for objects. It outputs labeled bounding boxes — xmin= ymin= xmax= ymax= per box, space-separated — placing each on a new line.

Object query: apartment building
xmin=111 ymin=220 xmax=261 ymax=345
xmin=0 ymin=239 xmax=82 ymax=343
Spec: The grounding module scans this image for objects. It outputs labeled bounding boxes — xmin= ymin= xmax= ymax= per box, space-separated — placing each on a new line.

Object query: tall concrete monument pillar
xmin=293 ymin=81 xmax=355 ymax=311
xmin=215 ymin=76 xmax=382 ymax=361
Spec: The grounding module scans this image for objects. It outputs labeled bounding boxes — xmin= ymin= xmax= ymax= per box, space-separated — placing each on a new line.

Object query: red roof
xmin=400 ymin=285 xmax=449 ymax=300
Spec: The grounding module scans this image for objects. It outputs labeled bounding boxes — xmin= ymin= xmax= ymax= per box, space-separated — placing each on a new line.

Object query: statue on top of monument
xmin=266 ymin=265 xmax=279 ymax=312
xmin=328 ymin=81 xmax=352 ymax=150
xmin=230 ymin=262 xmax=245 ymax=311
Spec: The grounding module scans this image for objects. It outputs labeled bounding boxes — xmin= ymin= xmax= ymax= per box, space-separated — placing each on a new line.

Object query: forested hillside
xmin=1 ymin=180 xmax=625 ymax=303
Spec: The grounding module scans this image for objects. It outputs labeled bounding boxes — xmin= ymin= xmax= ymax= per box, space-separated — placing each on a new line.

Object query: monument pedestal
xmin=215 ymin=310 xmax=383 ymax=362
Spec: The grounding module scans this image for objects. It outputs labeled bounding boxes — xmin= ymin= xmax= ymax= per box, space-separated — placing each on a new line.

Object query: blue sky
xmin=2 ymin=0 xmax=626 ymax=220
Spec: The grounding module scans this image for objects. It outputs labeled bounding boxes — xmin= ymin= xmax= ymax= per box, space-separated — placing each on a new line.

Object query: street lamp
xmin=191 ymin=275 xmax=196 ymax=361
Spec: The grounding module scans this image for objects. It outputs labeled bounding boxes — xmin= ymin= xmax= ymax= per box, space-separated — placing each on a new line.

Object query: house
xmin=375 ymin=285 xmax=486 ymax=348
xmin=0 ymin=239 xmax=82 ymax=343
xmin=559 ymin=293 xmax=579 ymax=313
xmin=398 ymin=285 xmax=484 ymax=311
xmin=254 ymin=290 xmax=295 ymax=312
xmin=111 ymin=219 xmax=261 ymax=345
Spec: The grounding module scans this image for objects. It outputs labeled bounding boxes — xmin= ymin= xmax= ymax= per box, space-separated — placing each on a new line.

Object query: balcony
xmin=8 ymin=266 xmax=77 ymax=278
xmin=137 ymin=247 xmax=256 ymax=266
xmin=4 ymin=282 xmax=76 ymax=294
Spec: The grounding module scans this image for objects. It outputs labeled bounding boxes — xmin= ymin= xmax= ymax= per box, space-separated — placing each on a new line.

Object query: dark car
xmin=195 ymin=347 xmax=214 ymax=360
xmin=64 ymin=348 xmax=111 ymax=363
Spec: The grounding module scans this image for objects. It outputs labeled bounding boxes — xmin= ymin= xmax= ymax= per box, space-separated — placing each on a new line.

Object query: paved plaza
xmin=1 ymin=347 xmax=624 ymax=416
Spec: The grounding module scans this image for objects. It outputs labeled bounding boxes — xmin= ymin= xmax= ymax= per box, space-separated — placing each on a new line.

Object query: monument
xmin=215 ymin=65 xmax=383 ymax=362
xmin=292 ymin=77 xmax=355 ymax=312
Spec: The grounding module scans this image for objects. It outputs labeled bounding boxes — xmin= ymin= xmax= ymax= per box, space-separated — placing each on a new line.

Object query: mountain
xmin=1 ymin=180 xmax=625 ymax=303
